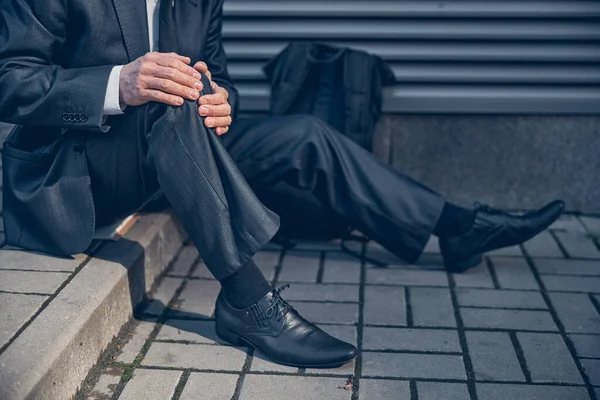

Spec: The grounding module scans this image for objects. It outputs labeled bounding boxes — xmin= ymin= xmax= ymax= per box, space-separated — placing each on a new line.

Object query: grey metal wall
xmin=222 ymin=0 xmax=600 ymax=114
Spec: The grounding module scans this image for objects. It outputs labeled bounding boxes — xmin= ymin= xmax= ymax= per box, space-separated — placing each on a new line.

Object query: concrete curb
xmin=0 ymin=210 xmax=187 ymax=400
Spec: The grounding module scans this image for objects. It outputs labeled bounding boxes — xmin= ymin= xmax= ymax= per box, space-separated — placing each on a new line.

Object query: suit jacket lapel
xmin=112 ymin=0 xmax=150 ymax=61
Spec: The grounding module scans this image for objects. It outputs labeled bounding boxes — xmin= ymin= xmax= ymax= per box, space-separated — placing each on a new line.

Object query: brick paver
xmin=476 ymin=383 xmax=589 ymax=400
xmin=240 ymin=375 xmax=351 ymax=400
xmin=523 ymin=231 xmax=564 ymax=258
xmin=410 ymin=287 xmax=457 ymax=327
xmin=550 ymin=215 xmax=587 ymax=232
xmin=533 ymin=258 xmax=600 ymax=276
xmin=141 ymin=277 xmax=185 ymax=317
xmin=452 ymin=262 xmax=495 ymax=288
xmin=466 ymin=331 xmax=525 ymax=382
xmin=417 ymin=382 xmax=470 ymax=400
xmin=79 ymin=217 xmax=600 ymax=399
xmin=460 ymin=308 xmax=557 ymax=331
xmin=142 ymin=342 xmax=247 ymax=371
xmin=361 ymin=352 xmax=466 ymax=379
xmin=517 ymin=332 xmax=583 ymax=384
xmin=363 ymin=285 xmax=406 ymax=326
xmin=363 ymin=327 xmax=460 ymax=353
xmin=358 ymin=379 xmax=410 ymax=399
xmin=169 ymin=279 xmax=220 ymax=319
xmin=554 ymin=231 xmax=600 ymax=259
xmin=277 ymin=283 xmax=359 ymax=302
xmin=155 ymin=319 xmax=225 ymax=345
xmin=456 ymin=288 xmax=547 ymax=309
xmin=321 ymin=253 xmax=361 ymax=284
xmin=118 ymin=369 xmax=181 ymax=400
xmin=489 ymin=257 xmax=539 ymax=290
xmin=367 ymin=266 xmax=449 ymax=286
xmin=548 ymin=292 xmax=600 ymax=333
xmin=290 ymin=301 xmax=359 ymax=325
xmin=580 ymin=359 xmax=600 ymax=386
xmin=179 ymin=372 xmax=239 ymax=400
xmin=88 ymin=367 xmax=123 ymax=400
xmin=542 ymin=275 xmax=600 ymax=293
xmin=569 ymin=334 xmax=600 ymax=358
xmin=116 ymin=319 xmax=157 ymax=364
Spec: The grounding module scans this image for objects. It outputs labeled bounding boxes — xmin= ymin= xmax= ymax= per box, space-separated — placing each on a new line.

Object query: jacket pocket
xmin=2 ymin=144 xmax=54 ymax=249
xmin=3 ymin=142 xmax=54 ymax=165
xmin=2 ymin=140 xmax=94 ymax=256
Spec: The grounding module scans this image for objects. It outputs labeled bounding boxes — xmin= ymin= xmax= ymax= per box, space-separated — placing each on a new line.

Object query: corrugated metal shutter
xmin=222 ymin=0 xmax=600 ymax=114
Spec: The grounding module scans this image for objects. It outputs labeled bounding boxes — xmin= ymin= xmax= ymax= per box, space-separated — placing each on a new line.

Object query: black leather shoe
xmin=215 ymin=284 xmax=358 ymax=368
xmin=440 ymin=200 xmax=565 ymax=273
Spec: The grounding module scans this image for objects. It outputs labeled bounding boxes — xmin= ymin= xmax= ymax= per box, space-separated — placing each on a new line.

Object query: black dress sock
xmin=433 ymin=202 xmax=476 ymax=237
xmin=220 ymin=259 xmax=272 ymax=309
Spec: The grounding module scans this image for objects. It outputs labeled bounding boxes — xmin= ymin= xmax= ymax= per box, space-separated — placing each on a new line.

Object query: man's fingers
xmin=164 ymin=52 xmax=191 ymax=64
xmin=153 ymin=66 xmax=203 ymax=91
xmin=217 ymin=85 xmax=229 ymax=99
xmin=193 ymin=61 xmax=211 ymax=80
xmin=198 ymin=92 xmax=227 ymax=105
xmin=193 ymin=61 xmax=207 ymax=71
xmin=204 ymin=116 xmax=232 ymax=129
xmin=141 ymin=89 xmax=184 ymax=106
xmin=147 ymin=52 xmax=193 ymax=69
xmin=146 ymin=51 xmax=189 ymax=62
xmin=198 ymin=103 xmax=231 ymax=118
xmin=216 ymin=126 xmax=229 ymax=136
xmin=147 ymin=77 xmax=200 ymax=100
xmin=154 ymin=54 xmax=200 ymax=78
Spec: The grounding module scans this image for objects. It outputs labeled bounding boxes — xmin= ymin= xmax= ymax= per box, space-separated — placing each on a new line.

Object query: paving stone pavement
xmin=79 ymin=216 xmax=600 ymax=400
xmin=1 ymin=124 xmax=599 ymax=399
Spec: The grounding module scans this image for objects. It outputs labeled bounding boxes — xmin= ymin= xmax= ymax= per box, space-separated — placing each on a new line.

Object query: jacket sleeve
xmin=0 ymin=0 xmax=114 ymax=131
xmin=203 ymin=0 xmax=239 ymax=120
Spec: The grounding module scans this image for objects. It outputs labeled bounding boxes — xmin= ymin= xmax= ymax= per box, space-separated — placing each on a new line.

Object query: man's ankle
xmin=433 ymin=202 xmax=475 ymax=237
xmin=220 ymin=259 xmax=271 ymax=309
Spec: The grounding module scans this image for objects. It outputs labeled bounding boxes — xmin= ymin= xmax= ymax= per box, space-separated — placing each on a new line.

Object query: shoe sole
xmin=215 ymin=324 xmax=355 ymax=369
xmin=444 ymin=203 xmax=565 ymax=273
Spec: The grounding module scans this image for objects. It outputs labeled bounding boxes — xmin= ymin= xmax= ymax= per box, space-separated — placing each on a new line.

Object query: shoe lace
xmin=265 ymin=284 xmax=294 ymax=322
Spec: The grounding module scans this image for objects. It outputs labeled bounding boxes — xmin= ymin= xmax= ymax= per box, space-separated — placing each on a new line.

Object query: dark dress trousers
xmin=0 ymin=0 xmax=445 ymax=270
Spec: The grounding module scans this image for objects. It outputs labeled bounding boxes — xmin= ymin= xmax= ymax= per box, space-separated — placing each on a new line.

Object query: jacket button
xmin=81 ymin=114 xmax=88 ymax=122
xmin=72 ymin=143 xmax=84 ymax=154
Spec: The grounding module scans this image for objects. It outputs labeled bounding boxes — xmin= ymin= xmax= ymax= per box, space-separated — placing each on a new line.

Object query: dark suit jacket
xmin=0 ymin=0 xmax=238 ymax=255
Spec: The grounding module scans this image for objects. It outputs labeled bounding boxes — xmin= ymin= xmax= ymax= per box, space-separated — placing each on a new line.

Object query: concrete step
xmin=0 ymin=211 xmax=187 ymax=400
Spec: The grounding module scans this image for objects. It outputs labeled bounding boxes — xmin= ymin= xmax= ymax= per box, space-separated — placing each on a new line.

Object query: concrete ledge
xmin=0 ymin=210 xmax=187 ymax=400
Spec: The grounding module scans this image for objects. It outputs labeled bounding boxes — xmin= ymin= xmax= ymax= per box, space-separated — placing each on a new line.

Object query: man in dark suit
xmin=0 ymin=0 xmax=562 ymax=368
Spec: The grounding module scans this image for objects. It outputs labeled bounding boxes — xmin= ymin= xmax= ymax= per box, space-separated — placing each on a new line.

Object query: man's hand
xmin=119 ymin=52 xmax=204 ymax=107
xmin=194 ymin=62 xmax=232 ymax=136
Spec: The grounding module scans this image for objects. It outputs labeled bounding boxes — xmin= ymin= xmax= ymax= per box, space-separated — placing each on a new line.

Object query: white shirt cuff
xmin=103 ymin=65 xmax=126 ymax=116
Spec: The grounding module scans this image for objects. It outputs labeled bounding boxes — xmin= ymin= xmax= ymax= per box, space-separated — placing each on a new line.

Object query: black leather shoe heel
xmin=215 ymin=285 xmax=358 ymax=368
xmin=215 ymin=324 xmax=246 ymax=347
